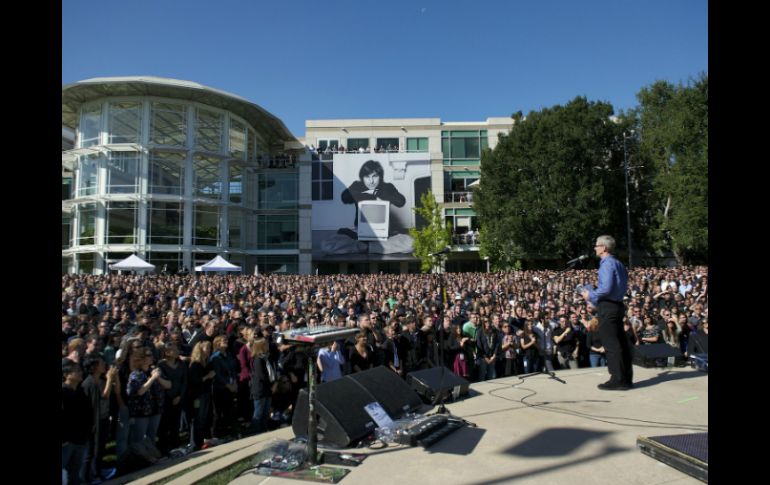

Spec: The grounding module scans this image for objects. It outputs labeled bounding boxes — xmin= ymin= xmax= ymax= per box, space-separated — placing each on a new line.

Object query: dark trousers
xmin=597 ymin=301 xmax=633 ymax=385
xmin=157 ymin=401 xmax=182 ymax=454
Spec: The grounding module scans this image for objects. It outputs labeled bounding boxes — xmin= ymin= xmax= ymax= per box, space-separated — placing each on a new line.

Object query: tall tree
xmin=410 ymin=190 xmax=452 ymax=273
xmin=475 ymin=97 xmax=630 ymax=269
xmin=635 ymin=74 xmax=708 ymax=264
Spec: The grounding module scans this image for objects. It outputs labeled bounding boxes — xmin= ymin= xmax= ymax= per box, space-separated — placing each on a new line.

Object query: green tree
xmin=410 ymin=190 xmax=452 ymax=273
xmin=475 ymin=97 xmax=631 ymax=268
xmin=635 ymin=74 xmax=708 ymax=264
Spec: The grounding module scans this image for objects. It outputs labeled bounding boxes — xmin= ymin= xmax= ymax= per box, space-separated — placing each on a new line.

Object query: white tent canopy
xmin=108 ymin=254 xmax=156 ymax=271
xmin=195 ymin=255 xmax=242 ymax=272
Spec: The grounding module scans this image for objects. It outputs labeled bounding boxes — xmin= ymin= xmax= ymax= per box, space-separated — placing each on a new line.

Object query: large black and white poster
xmin=311 ymin=153 xmax=431 ymax=259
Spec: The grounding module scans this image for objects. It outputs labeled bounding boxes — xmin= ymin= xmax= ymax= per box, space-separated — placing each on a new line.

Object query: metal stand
xmin=430 ymin=269 xmax=476 ymax=427
xmin=305 ymin=346 xmax=319 ymax=465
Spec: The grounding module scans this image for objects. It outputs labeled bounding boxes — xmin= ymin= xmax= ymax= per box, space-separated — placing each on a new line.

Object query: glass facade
xmin=63 ymin=84 xmax=302 ymax=275
xmin=311 ymin=160 xmax=333 ymax=201
xmin=149 ymin=151 xmax=185 ymax=195
xmin=347 ymin=138 xmax=369 ymax=151
xmin=76 ymin=203 xmax=97 ymax=245
xmin=229 ymin=164 xmax=243 ymax=204
xmin=441 ymin=130 xmax=488 ymax=165
xmin=106 ymin=201 xmax=137 ymax=244
xmin=106 ymin=152 xmax=140 ymax=194
xmin=229 ymin=119 xmax=246 ymax=159
xmin=193 ymin=204 xmax=219 ymax=246
xmin=76 ymin=155 xmax=98 ymax=197
xmin=108 ymin=102 xmax=142 ymax=144
xmin=258 ymin=173 xmax=298 ymax=209
xmin=193 ymin=156 xmax=222 ymax=198
xmin=148 ymin=202 xmax=183 ymax=245
xmin=406 ymin=137 xmax=429 ymax=152
xmin=80 ymin=104 xmax=101 ymax=147
xmin=150 ymin=102 xmax=186 ymax=147
xmin=256 ymin=214 xmax=297 ymax=249
xmin=195 ymin=108 xmax=223 ymax=153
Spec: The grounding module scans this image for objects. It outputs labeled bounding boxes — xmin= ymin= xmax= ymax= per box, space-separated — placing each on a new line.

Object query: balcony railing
xmin=452 ymin=233 xmax=479 ymax=246
xmin=444 ymin=191 xmax=473 ymax=203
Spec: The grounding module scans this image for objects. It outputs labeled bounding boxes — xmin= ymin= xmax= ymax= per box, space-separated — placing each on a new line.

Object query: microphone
xmin=429 ymin=247 xmax=452 ymax=257
xmin=566 ymin=254 xmax=590 ymax=266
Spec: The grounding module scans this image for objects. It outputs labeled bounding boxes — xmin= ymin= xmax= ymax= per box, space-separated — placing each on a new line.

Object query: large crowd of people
xmin=61 ymin=265 xmax=708 ymax=484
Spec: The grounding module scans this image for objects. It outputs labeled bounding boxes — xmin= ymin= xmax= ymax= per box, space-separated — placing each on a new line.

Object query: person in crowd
xmin=640 ymin=316 xmax=662 ymax=345
xmin=210 ymin=335 xmax=239 ymax=439
xmin=156 ymin=343 xmax=187 ymax=455
xmin=62 ymin=360 xmax=92 ymax=485
xmin=586 ymin=317 xmax=607 ymax=367
xmin=349 ymin=332 xmax=374 ymax=373
xmin=81 ymin=355 xmax=115 ymax=483
xmin=186 ymin=341 xmax=215 ymax=451
xmin=248 ymin=337 xmax=275 ymax=434
xmin=317 ymin=340 xmax=345 ymax=382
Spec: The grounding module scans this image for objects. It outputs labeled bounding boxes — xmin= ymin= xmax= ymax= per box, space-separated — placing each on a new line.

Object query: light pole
xmin=623 ymin=130 xmax=634 ymax=268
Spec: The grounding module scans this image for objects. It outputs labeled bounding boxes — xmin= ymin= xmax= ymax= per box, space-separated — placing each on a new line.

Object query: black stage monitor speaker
xmin=292 ymin=366 xmax=423 ymax=448
xmin=406 ymin=366 xmax=470 ymax=404
xmin=633 ymin=344 xmax=686 ymax=368
xmin=347 ymin=365 xmax=423 ymax=418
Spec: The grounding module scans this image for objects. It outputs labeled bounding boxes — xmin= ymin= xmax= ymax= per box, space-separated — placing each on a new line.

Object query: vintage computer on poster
xmin=357 ymin=200 xmax=390 ymax=241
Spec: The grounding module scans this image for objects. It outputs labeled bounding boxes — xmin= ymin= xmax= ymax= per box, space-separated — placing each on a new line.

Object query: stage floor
xmin=117 ymin=365 xmax=708 ymax=485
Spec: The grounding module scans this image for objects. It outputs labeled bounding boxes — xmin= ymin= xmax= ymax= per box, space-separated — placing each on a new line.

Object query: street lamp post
xmin=623 ymin=131 xmax=634 ymax=268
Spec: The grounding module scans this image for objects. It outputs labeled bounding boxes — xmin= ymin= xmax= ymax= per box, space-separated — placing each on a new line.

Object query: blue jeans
xmin=251 ymin=397 xmax=272 ymax=433
xmin=115 ymin=405 xmax=130 ymax=458
xmin=129 ymin=416 xmax=150 ymax=445
xmin=146 ymin=414 xmax=161 ymax=443
xmin=590 ymin=353 xmax=607 ymax=367
xmin=62 ymin=442 xmax=87 ymax=485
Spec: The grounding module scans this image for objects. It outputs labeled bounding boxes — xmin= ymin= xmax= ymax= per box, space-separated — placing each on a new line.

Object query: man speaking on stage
xmin=581 ymin=235 xmax=634 ymax=390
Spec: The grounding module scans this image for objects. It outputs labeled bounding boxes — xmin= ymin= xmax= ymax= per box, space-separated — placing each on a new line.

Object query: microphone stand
xmin=429 ymin=257 xmax=476 ymax=427
xmin=523 ymin=257 xmax=588 ymax=385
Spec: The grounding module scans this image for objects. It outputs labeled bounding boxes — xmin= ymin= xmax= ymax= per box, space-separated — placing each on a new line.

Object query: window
xmin=376 ymin=138 xmax=399 ymax=151
xmin=317 ymin=139 xmax=339 ymax=151
xmin=347 ymin=138 xmax=369 ymax=151
xmin=193 ymin=204 xmax=219 ymax=246
xmin=247 ymin=129 xmax=260 ymax=162
xmin=229 ymin=119 xmax=246 ymax=159
xmin=76 ymin=203 xmax=97 ymax=245
xmin=150 ymin=102 xmax=186 ymax=147
xmin=62 ymin=214 xmax=71 ymax=249
xmin=149 ymin=152 xmax=185 ymax=195
xmin=256 ymin=215 xmax=297 ymax=249
xmin=148 ymin=202 xmax=183 ymax=245
xmin=311 ymin=160 xmax=333 ymax=201
xmin=406 ymin=137 xmax=428 ymax=152
xmin=106 ymin=152 xmax=140 ymax=194
xmin=78 ymin=253 xmax=95 ymax=274
xmin=228 ymin=208 xmax=242 ymax=249
xmin=80 ymin=104 xmax=101 ymax=147
xmin=108 ymin=102 xmax=142 ymax=144
xmin=62 ymin=177 xmax=73 ymax=200
xmin=195 ymin=108 xmax=223 ymax=153
xmin=76 ymin=155 xmax=99 ymax=197
xmin=441 ymin=130 xmax=489 ymax=165
xmin=258 ymin=173 xmax=298 ymax=209
xmin=193 ymin=156 xmax=222 ymax=198
xmin=229 ymin=164 xmax=243 ymax=204
xmin=106 ymin=201 xmax=137 ymax=244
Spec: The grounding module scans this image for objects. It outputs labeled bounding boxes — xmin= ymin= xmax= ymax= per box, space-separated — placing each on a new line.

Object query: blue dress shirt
xmin=587 ymin=255 xmax=628 ymax=306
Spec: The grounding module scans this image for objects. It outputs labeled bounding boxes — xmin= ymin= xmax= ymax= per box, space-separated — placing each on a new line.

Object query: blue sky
xmin=62 ymin=0 xmax=707 ymax=138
